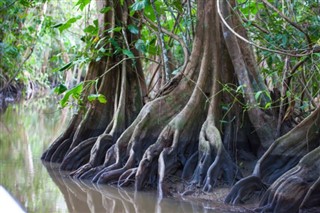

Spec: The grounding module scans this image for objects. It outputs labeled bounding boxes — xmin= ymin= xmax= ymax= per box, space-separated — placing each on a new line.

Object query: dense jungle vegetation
xmin=1 ymin=0 xmax=320 ymax=212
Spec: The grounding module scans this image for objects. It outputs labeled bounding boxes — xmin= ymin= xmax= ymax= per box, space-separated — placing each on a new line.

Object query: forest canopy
xmin=1 ymin=0 xmax=320 ymax=212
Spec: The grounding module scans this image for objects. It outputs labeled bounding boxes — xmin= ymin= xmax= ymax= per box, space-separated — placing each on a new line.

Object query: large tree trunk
xmin=42 ymin=0 xmax=320 ymax=211
xmin=42 ymin=0 xmax=146 ymax=166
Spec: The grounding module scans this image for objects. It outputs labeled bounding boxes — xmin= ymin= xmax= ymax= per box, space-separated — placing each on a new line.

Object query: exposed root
xmin=60 ymin=137 xmax=98 ymax=171
xmin=224 ymin=176 xmax=266 ymax=204
xmin=226 ymin=107 xmax=320 ymax=204
xmin=70 ymin=134 xmax=113 ymax=178
xmin=88 ymin=80 xmax=193 ymax=184
xmin=118 ymin=168 xmax=137 ymax=187
xmin=41 ymin=114 xmax=79 ymax=162
xmin=51 ymin=139 xmax=72 ymax=163
xmin=257 ymin=147 xmax=320 ymax=213
xmin=300 ymin=176 xmax=320 ymax=211
xmin=189 ymin=119 xmax=242 ymax=192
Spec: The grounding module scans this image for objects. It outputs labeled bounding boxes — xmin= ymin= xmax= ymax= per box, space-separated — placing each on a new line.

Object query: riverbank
xmin=0 ymin=80 xmax=49 ymax=113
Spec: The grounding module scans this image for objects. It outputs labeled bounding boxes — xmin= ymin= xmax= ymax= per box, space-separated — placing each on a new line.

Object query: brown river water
xmin=0 ymin=96 xmax=252 ymax=213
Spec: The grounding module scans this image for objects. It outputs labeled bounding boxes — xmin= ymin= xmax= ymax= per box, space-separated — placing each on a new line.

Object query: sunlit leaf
xmin=264 ymin=102 xmax=271 ymax=109
xmin=97 ymin=94 xmax=107 ymax=103
xmin=88 ymin=94 xmax=107 ymax=104
xmin=255 ymin=91 xmax=263 ymax=101
xmin=60 ymin=83 xmax=84 ymax=107
xmin=58 ymin=16 xmax=82 ymax=33
xmin=75 ymin=0 xmax=91 ymax=11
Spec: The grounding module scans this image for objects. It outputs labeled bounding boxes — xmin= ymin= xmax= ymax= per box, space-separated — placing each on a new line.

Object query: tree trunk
xmin=41 ymin=1 xmax=320 ymax=211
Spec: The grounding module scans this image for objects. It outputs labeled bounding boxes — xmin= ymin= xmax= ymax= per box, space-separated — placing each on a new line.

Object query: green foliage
xmin=53 ymin=84 xmax=68 ymax=94
xmin=59 ymin=82 xmax=83 ymax=107
xmin=235 ymin=0 xmax=320 ymax=113
xmin=75 ymin=0 xmax=91 ymax=11
xmin=128 ymin=25 xmax=139 ymax=35
xmin=53 ymin=15 xmax=82 ymax=33
xmin=88 ymin=94 xmax=107 ymax=103
xmin=131 ymin=0 xmax=150 ymax=12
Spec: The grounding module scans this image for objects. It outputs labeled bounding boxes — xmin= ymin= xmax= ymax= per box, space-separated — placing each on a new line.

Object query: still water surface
xmin=0 ymin=97 xmax=248 ymax=213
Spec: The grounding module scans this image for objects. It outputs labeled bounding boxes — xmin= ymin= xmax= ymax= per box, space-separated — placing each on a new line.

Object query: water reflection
xmin=45 ymin=164 xmax=223 ymax=213
xmin=0 ymin=96 xmax=71 ymax=213
xmin=0 ymin=97 xmax=250 ymax=213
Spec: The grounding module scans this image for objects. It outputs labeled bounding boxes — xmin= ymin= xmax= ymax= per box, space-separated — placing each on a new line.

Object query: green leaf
xmin=88 ymin=94 xmax=99 ymax=101
xmin=131 ymin=0 xmax=149 ymax=11
xmin=135 ymin=39 xmax=146 ymax=53
xmin=170 ymin=0 xmax=183 ymax=12
xmin=109 ymin=38 xmax=121 ymax=52
xmin=75 ymin=0 xmax=91 ymax=10
xmin=128 ymin=25 xmax=139 ymax=34
xmin=53 ymin=84 xmax=67 ymax=94
xmin=58 ymin=16 xmax=82 ymax=33
xmin=84 ymin=25 xmax=98 ymax=35
xmin=97 ymin=94 xmax=107 ymax=103
xmin=51 ymin=23 xmax=63 ymax=28
xmin=107 ymin=27 xmax=122 ymax=34
xmin=58 ymin=62 xmax=73 ymax=72
xmin=60 ymin=83 xmax=84 ymax=107
xmin=264 ymin=102 xmax=271 ymax=109
xmin=112 ymin=27 xmax=122 ymax=32
xmin=100 ymin=6 xmax=111 ymax=13
xmin=123 ymin=49 xmax=135 ymax=58
xmin=255 ymin=91 xmax=263 ymax=101
xmin=88 ymin=94 xmax=107 ymax=103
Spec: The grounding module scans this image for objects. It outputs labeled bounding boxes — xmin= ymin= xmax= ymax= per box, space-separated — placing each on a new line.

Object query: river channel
xmin=0 ymin=96 xmax=250 ymax=213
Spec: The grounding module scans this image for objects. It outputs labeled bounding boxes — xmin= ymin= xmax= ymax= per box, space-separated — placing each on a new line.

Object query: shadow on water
xmin=0 ymin=96 xmax=252 ymax=213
